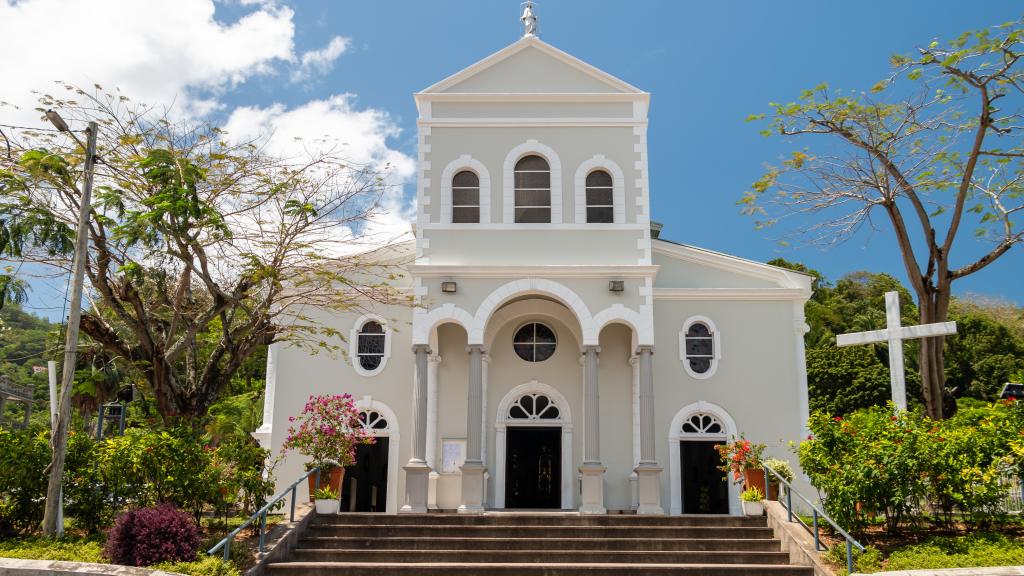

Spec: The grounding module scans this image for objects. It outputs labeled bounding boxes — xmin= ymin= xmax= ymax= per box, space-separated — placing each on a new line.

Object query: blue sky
xmin=4 ymin=0 xmax=1024 ymax=318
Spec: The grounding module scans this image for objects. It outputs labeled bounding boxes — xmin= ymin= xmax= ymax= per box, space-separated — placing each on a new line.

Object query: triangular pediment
xmin=420 ymin=37 xmax=644 ymax=95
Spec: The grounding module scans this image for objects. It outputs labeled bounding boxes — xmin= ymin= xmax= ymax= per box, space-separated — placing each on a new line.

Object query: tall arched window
xmin=683 ymin=320 xmax=716 ymax=378
xmin=514 ymin=155 xmax=551 ymax=223
xmin=357 ymin=321 xmax=386 ymax=372
xmin=585 ymin=170 xmax=613 ymax=223
xmin=451 ymin=170 xmax=480 ymax=223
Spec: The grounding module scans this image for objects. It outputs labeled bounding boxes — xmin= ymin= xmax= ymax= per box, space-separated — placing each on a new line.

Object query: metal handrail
xmin=762 ymin=463 xmax=866 ymax=575
xmin=207 ymin=467 xmax=320 ymax=561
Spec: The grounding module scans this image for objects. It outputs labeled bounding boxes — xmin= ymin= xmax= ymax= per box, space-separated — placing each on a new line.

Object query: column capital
xmin=581 ymin=345 xmax=601 ymax=355
xmin=635 ymin=344 xmax=655 ymax=355
xmin=629 ymin=354 xmax=639 ymax=366
xmin=465 ymin=344 xmax=487 ymax=354
xmin=412 ymin=344 xmax=432 ymax=355
xmin=428 ymin=354 xmax=442 ymax=364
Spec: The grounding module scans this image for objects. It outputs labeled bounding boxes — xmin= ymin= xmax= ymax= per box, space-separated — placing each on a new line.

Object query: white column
xmin=426 ymin=354 xmax=441 ymax=510
xmin=481 ymin=354 xmax=490 ymax=506
xmin=252 ymin=343 xmax=278 ymax=450
xmin=629 ymin=354 xmax=640 ymax=510
xmin=401 ymin=344 xmax=431 ymax=513
xmin=459 ymin=344 xmax=486 ymax=514
xmin=579 ymin=345 xmax=606 ymax=514
xmin=635 ymin=345 xmax=664 ymax=515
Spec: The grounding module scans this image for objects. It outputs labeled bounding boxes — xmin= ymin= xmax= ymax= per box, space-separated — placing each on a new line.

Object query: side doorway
xmin=340 ymin=437 xmax=389 ymax=512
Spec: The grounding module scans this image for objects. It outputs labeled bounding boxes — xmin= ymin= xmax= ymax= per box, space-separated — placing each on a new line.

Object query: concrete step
xmin=316 ymin=513 xmax=766 ymax=527
xmin=297 ymin=535 xmax=785 ymax=552
xmin=304 ymin=523 xmax=776 ymax=540
xmin=288 ymin=548 xmax=793 ymax=565
xmin=266 ymin=561 xmax=815 ymax=576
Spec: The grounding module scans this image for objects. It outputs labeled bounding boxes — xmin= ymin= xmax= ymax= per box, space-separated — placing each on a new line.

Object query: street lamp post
xmin=41 ymin=111 xmax=97 ymax=537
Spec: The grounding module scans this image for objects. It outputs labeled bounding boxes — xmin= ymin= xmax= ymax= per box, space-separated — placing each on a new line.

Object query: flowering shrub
xmin=714 ymin=435 xmax=766 ymax=482
xmin=281 ymin=394 xmax=374 ymax=470
xmin=103 ymin=504 xmax=200 ymax=566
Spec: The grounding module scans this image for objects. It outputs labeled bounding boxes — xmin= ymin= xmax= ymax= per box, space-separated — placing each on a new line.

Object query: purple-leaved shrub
xmin=104 ymin=503 xmax=200 ymax=566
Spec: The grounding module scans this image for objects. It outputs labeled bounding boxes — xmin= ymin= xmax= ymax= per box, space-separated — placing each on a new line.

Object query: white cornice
xmin=422 ymin=223 xmax=647 ymax=231
xmin=418 ymin=118 xmax=646 ymax=127
xmin=651 ymin=240 xmax=813 ymax=290
xmin=653 ymin=288 xmax=812 ymax=301
xmin=416 ymin=92 xmax=649 ymax=103
xmin=409 ymin=264 xmax=659 ymax=279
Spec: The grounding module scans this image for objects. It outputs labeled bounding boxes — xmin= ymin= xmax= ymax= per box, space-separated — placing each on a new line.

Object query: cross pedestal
xmin=836 ymin=291 xmax=957 ymax=411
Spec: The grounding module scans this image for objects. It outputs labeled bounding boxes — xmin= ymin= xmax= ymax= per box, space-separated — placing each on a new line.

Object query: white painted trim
xmin=418 ymin=92 xmax=650 ymax=103
xmin=349 ymin=314 xmax=392 ymax=377
xmin=592 ymin=303 xmax=651 ymax=346
xmin=668 ymin=401 xmax=741 ymax=516
xmin=653 ymin=288 xmax=811 ymax=301
xmin=470 ymin=278 xmax=593 ymax=346
xmin=418 ymin=36 xmax=646 ymax=95
xmin=419 ymin=118 xmax=647 ymax=127
xmin=440 ymin=155 xmax=491 ymax=224
xmin=503 ymin=140 xmax=563 ymax=224
xmin=679 ymin=315 xmax=721 ymax=380
xmin=413 ymin=303 xmax=474 ymax=346
xmin=652 ymin=240 xmax=814 ymax=290
xmin=410 ymin=264 xmax=658 ymax=278
xmin=494 ymin=380 xmax=574 ymax=510
xmin=573 ymin=155 xmax=626 ymax=224
xmin=794 ymin=299 xmax=811 ymax=440
xmin=353 ymin=396 xmax=401 ymax=514
xmin=252 ymin=342 xmax=278 ymax=450
xmin=483 ymin=299 xmax=583 ymax=352
xmin=421 ymin=223 xmax=648 ymax=231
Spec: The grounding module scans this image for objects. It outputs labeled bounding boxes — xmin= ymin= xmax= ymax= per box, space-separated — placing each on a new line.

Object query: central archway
xmin=494 ymin=381 xmax=573 ymax=509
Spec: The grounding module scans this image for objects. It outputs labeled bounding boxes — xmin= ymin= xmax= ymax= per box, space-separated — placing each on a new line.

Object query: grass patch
xmin=153 ymin=556 xmax=241 ymax=576
xmin=0 ymin=535 xmax=104 ymax=563
xmin=829 ymin=532 xmax=1024 ymax=575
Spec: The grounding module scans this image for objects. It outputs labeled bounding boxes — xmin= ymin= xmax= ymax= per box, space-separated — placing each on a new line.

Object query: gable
xmin=652 ymin=240 xmax=813 ymax=291
xmin=421 ymin=37 xmax=644 ymax=95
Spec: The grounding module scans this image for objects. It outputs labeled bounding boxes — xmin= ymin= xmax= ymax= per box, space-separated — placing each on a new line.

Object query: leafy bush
xmin=0 ymin=535 xmax=104 ymax=563
xmin=153 ymin=556 xmax=241 ymax=576
xmin=832 ymin=533 xmax=1024 ymax=574
xmin=741 ymin=487 xmax=764 ymax=502
xmin=762 ymin=457 xmax=794 ymax=483
xmin=104 ymin=504 xmax=200 ymax=566
xmin=0 ymin=427 xmax=50 ymax=534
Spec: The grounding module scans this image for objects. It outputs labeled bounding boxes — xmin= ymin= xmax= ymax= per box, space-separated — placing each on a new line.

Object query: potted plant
xmin=740 ymin=487 xmax=764 ymax=516
xmin=714 ymin=434 xmax=766 ymax=491
xmin=280 ymin=393 xmax=374 ymax=502
xmin=313 ymin=487 xmax=340 ymax=514
xmin=761 ymin=457 xmax=794 ymax=500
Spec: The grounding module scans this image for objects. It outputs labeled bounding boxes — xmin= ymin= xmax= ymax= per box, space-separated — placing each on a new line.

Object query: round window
xmin=513 ymin=322 xmax=556 ymax=362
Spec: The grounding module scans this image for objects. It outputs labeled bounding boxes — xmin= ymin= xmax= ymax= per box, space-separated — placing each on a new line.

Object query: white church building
xmin=256 ymin=13 xmax=814 ymax=517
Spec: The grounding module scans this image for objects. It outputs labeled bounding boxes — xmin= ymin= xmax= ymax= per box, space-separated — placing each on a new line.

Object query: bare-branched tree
xmin=743 ymin=21 xmax=1024 ymax=419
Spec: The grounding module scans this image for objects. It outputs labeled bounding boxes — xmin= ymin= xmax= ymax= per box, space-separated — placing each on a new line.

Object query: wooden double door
xmin=505 ymin=426 xmax=561 ymax=509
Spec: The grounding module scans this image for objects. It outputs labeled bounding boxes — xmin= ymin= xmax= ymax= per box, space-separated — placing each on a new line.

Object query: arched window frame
xmin=502 ymin=140 xmax=562 ymax=224
xmin=573 ymin=155 xmax=625 ymax=224
xmin=440 ymin=155 xmax=491 ymax=224
xmin=679 ymin=315 xmax=720 ymax=380
xmin=350 ymin=314 xmax=392 ymax=377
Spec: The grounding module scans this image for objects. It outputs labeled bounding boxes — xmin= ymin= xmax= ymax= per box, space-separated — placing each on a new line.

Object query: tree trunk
xmin=916 ymin=284 xmax=952 ymax=419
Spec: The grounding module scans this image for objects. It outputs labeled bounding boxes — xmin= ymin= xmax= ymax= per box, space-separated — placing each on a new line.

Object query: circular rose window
xmin=513 ymin=322 xmax=556 ymax=362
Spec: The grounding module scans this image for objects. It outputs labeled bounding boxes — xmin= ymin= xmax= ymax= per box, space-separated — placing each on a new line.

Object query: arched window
xmin=357 ymin=321 xmax=386 ymax=372
xmin=508 ymin=392 xmax=561 ymax=420
xmin=683 ymin=321 xmax=716 ymax=377
xmin=451 ymin=170 xmax=480 ymax=223
xmin=585 ymin=170 xmax=613 ymax=223
xmin=680 ymin=413 xmax=724 ymax=435
xmin=514 ymin=155 xmax=551 ymax=223
xmin=358 ymin=410 xmax=389 ymax=430
xmin=513 ymin=322 xmax=556 ymax=362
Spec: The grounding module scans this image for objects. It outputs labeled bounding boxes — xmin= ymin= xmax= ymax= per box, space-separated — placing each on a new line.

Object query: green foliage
xmin=0 ymin=427 xmax=51 ymax=534
xmin=0 ymin=535 xmax=105 ymax=563
xmin=153 ymin=556 xmax=241 ymax=576
xmin=740 ymin=487 xmax=764 ymax=502
xmin=836 ymin=533 xmax=1024 ymax=574
xmin=762 ymin=457 xmax=794 ymax=483
xmin=799 ymin=401 xmax=1024 ymax=535
xmin=807 ymin=345 xmax=904 ymax=416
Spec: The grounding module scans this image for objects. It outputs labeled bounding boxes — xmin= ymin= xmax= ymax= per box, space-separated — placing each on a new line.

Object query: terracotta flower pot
xmin=307 ymin=466 xmax=345 ymax=503
xmin=743 ymin=468 xmax=765 ymax=492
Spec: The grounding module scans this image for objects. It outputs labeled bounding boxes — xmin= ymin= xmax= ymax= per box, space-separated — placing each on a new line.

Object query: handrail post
xmin=314 ymin=468 xmax=321 ymax=496
xmin=786 ymin=486 xmax=793 ymax=522
xmin=764 ymin=466 xmax=770 ymax=502
xmin=812 ymin=510 xmax=820 ymax=551
xmin=846 ymin=539 xmax=854 ymax=574
xmin=258 ymin=511 xmax=267 ymax=552
xmin=222 ymin=539 xmax=230 ymax=562
xmin=290 ymin=485 xmax=296 ymax=522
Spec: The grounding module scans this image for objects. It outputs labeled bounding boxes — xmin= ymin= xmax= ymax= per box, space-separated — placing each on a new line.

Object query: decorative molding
xmin=419 ymin=118 xmax=647 ymax=127
xmin=679 ymin=315 xmax=721 ymax=380
xmin=668 ymin=401 xmax=740 ymax=516
xmin=349 ymin=314 xmax=392 ymax=377
xmin=421 ymin=223 xmax=648 ymax=231
xmin=484 ymin=299 xmax=582 ymax=352
xmin=503 ymin=140 xmax=562 ymax=224
xmin=418 ymin=92 xmax=649 ymax=103
xmin=413 ymin=303 xmax=474 ymax=346
xmin=440 ymin=155 xmax=491 ymax=224
xmin=653 ymin=288 xmax=812 ymax=301
xmin=469 ymin=278 xmax=593 ymax=345
xmin=652 ymin=241 xmax=814 ymax=290
xmin=573 ymin=155 xmax=626 ymax=224
xmin=409 ymin=264 xmax=658 ymax=278
xmin=352 ymin=396 xmax=400 ymax=514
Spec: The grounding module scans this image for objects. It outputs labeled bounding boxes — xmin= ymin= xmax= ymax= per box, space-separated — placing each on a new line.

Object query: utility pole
xmin=42 ymin=117 xmax=97 ymax=536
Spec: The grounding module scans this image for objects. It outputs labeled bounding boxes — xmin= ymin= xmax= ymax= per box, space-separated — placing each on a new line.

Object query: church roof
xmin=652 ymin=238 xmax=815 ymax=291
xmin=416 ymin=36 xmax=647 ymax=98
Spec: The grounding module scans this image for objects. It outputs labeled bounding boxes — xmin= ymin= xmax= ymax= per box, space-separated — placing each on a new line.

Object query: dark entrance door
xmin=340 ymin=437 xmax=388 ymax=512
xmin=681 ymin=440 xmax=729 ymax=514
xmin=506 ymin=426 xmax=561 ymax=509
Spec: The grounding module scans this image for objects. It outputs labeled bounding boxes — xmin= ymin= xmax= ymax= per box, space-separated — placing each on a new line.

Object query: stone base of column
xmin=635 ymin=463 xmax=664 ymax=515
xmin=427 ymin=471 xmax=440 ymax=510
xmin=457 ymin=461 xmax=487 ymax=514
xmin=400 ymin=461 xmax=430 ymax=514
xmin=579 ymin=463 xmax=607 ymax=515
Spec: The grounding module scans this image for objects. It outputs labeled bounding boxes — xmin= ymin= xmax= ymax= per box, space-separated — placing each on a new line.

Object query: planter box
xmin=315 ymin=498 xmax=339 ymax=514
xmin=742 ymin=500 xmax=764 ymax=516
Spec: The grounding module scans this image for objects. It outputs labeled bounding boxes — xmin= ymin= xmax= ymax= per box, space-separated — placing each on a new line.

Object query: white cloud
xmin=291 ymin=36 xmax=350 ymax=84
xmin=0 ymin=0 xmax=297 ymax=123
xmin=224 ymin=95 xmax=416 ymax=247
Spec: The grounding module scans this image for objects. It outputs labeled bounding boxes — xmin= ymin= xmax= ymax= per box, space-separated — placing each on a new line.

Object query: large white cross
xmin=836 ymin=291 xmax=957 ymax=411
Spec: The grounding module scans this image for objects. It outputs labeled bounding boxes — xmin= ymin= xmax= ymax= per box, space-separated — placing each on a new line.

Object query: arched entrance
xmin=495 ymin=381 xmax=573 ymax=509
xmin=669 ymin=401 xmax=740 ymax=515
xmin=344 ymin=397 xmax=400 ymax=514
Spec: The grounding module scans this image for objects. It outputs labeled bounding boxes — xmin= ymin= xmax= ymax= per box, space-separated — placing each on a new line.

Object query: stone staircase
xmin=265 ymin=512 xmax=814 ymax=575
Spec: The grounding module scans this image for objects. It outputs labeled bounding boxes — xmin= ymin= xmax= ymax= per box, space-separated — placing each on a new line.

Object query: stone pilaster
xmin=459 ymin=344 xmax=487 ymax=514
xmin=579 ymin=345 xmax=605 ymax=514
xmin=401 ymin=344 xmax=432 ymax=513
xmin=635 ymin=345 xmax=663 ymax=515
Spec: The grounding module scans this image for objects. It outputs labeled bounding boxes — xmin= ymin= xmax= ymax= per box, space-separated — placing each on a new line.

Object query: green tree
xmin=745 ymin=21 xmax=1024 ymax=418
xmin=0 ymin=88 xmax=410 ymax=422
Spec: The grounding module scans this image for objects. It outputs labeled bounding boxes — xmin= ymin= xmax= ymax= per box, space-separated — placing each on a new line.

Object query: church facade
xmin=257 ymin=26 xmax=814 ymax=516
